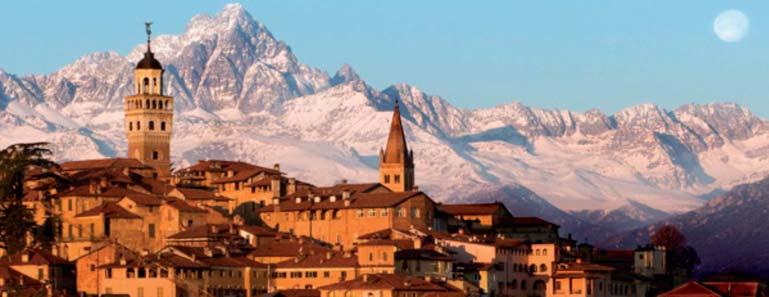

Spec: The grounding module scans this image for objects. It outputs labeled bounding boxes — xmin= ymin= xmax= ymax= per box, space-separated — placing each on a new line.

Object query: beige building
xmin=124 ymin=24 xmax=174 ymax=179
xmin=318 ymin=273 xmax=464 ymax=297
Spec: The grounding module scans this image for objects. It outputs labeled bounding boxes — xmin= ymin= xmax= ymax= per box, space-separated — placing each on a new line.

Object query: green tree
xmin=0 ymin=142 xmax=58 ymax=254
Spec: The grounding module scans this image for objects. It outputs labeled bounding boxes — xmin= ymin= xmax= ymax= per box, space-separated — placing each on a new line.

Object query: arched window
xmin=511 ymin=279 xmax=517 ymax=289
xmin=160 ymin=122 xmax=166 ymax=131
xmin=143 ymin=78 xmax=149 ymax=94
xmin=540 ymin=264 xmax=547 ymax=272
xmin=152 ymin=100 xmax=157 ymax=109
xmin=530 ymin=264 xmax=537 ymax=273
xmin=153 ymin=78 xmax=157 ymax=93
xmin=536 ymin=249 xmax=541 ymax=256
xmin=534 ymin=280 xmax=546 ymax=290
xmin=158 ymin=100 xmax=163 ymax=109
xmin=521 ymin=280 xmax=527 ymax=290
xmin=149 ymin=121 xmax=155 ymax=130
xmin=152 ymin=150 xmax=159 ymax=160
xmin=146 ymin=99 xmax=150 ymax=108
xmin=129 ymin=122 xmax=133 ymax=131
xmin=136 ymin=121 xmax=141 ymax=131
xmin=165 ymin=100 xmax=169 ymax=110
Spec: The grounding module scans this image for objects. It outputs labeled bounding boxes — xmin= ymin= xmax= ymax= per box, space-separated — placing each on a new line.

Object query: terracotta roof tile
xmin=319 ymin=273 xmax=460 ymax=292
xmin=75 ymin=202 xmax=140 ymax=219
xmin=1 ymin=248 xmax=71 ymax=266
xmin=438 ymin=202 xmax=509 ymax=216
xmin=266 ymin=191 xmax=425 ymax=212
xmin=275 ymin=251 xmax=358 ymax=268
xmin=60 ymin=158 xmax=148 ymax=171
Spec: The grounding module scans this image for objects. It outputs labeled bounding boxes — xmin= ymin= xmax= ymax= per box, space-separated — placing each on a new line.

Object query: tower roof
xmin=136 ymin=22 xmax=163 ymax=70
xmin=136 ymin=51 xmax=163 ymax=70
xmin=382 ymin=100 xmax=412 ymax=165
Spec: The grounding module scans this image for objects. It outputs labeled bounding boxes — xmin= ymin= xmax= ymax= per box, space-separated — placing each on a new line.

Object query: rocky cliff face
xmin=3 ymin=4 xmax=769 ymax=219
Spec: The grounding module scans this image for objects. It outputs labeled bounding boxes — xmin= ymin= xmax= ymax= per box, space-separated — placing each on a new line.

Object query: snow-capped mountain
xmin=3 ymin=3 xmax=769 ymax=219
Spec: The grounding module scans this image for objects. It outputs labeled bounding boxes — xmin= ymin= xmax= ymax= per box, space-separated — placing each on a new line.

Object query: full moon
xmin=713 ymin=9 xmax=749 ymax=42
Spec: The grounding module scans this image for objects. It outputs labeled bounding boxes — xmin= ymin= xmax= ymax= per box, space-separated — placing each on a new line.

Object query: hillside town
xmin=0 ymin=27 xmax=766 ymax=297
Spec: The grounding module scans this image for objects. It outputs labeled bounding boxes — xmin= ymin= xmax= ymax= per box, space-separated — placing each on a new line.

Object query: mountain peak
xmin=330 ymin=64 xmax=361 ymax=86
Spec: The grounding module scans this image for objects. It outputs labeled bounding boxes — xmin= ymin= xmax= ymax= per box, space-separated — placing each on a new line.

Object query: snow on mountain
xmin=3 ymin=3 xmax=769 ymax=221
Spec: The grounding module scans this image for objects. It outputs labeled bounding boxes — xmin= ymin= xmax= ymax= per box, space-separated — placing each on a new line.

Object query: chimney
xmin=140 ymin=249 xmax=150 ymax=256
xmin=329 ymin=195 xmax=337 ymax=202
xmin=313 ymin=196 xmax=321 ymax=203
xmin=340 ymin=179 xmax=348 ymax=184
xmin=271 ymin=177 xmax=282 ymax=198
xmin=273 ymin=163 xmax=280 ymax=172
xmin=21 ymin=252 xmax=29 ymax=263
xmin=326 ymin=252 xmax=333 ymax=260
xmin=576 ymin=258 xmax=582 ymax=264
xmin=119 ymin=255 xmax=127 ymax=266
xmin=342 ymin=190 xmax=351 ymax=200
xmin=287 ymin=178 xmax=297 ymax=194
xmin=295 ymin=197 xmax=302 ymax=204
xmin=210 ymin=225 xmax=218 ymax=233
xmin=100 ymin=177 xmax=108 ymax=188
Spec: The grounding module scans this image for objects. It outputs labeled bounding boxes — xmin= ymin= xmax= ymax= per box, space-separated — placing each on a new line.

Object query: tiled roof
xmin=120 ymin=191 xmax=165 ymax=206
xmin=75 ymin=202 xmax=140 ymax=219
xmin=660 ymin=281 xmax=764 ymax=297
xmin=249 ymin=239 xmax=332 ymax=258
xmin=238 ymin=225 xmax=278 ymax=237
xmin=0 ymin=265 xmax=44 ymax=292
xmin=265 ymin=191 xmax=426 ymax=212
xmin=555 ymin=262 xmax=615 ymax=273
xmin=1 ymin=247 xmax=71 ymax=266
xmin=100 ymin=253 xmax=205 ymax=269
xmin=395 ymin=249 xmax=452 ymax=261
xmin=358 ymin=239 xmax=414 ymax=250
xmin=497 ymin=216 xmax=559 ymax=228
xmin=267 ymin=289 xmax=320 ymax=297
xmin=174 ymin=187 xmax=230 ymax=201
xmin=319 ymin=273 xmax=460 ymax=292
xmin=438 ymin=202 xmax=509 ymax=216
xmin=164 ymin=198 xmax=207 ymax=213
xmin=286 ymin=183 xmax=384 ymax=199
xmin=381 ymin=103 xmax=413 ymax=166
xmin=167 ymin=224 xmax=239 ymax=240
xmin=59 ymin=186 xmax=136 ymax=198
xmin=275 ymin=251 xmax=358 ymax=268
xmin=60 ymin=158 xmax=148 ymax=171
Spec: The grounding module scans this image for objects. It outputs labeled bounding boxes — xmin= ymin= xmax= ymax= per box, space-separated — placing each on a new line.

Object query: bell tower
xmin=125 ymin=22 xmax=174 ymax=179
xmin=379 ymin=100 xmax=415 ymax=192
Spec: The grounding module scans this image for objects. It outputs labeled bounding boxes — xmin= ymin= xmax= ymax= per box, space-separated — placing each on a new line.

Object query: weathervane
xmin=144 ymin=21 xmax=153 ymax=51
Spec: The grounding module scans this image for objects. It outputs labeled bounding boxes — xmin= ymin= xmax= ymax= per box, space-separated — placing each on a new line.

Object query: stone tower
xmin=124 ymin=23 xmax=173 ymax=179
xmin=379 ymin=100 xmax=415 ymax=192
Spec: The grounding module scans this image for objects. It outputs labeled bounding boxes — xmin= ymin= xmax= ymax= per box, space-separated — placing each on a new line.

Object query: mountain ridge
xmin=2 ymin=3 xmax=769 ymax=219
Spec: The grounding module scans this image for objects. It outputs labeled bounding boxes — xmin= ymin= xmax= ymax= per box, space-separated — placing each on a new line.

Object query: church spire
xmin=145 ymin=21 xmax=153 ymax=53
xmin=382 ymin=99 xmax=411 ymax=165
xmin=379 ymin=99 xmax=415 ymax=192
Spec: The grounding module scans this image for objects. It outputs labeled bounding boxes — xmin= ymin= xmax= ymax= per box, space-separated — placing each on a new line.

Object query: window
xmin=540 ymin=264 xmax=547 ymax=272
xmin=149 ymin=121 xmax=155 ymax=130
xmin=78 ymin=224 xmax=83 ymax=238
xmin=382 ymin=252 xmax=388 ymax=261
xmin=543 ymin=249 xmax=548 ymax=256
xmin=323 ymin=271 xmax=330 ymax=278
xmin=384 ymin=175 xmax=390 ymax=183
xmin=411 ymin=207 xmax=420 ymax=218
xmin=89 ymin=223 xmax=94 ymax=239
xmin=521 ymin=280 xmax=527 ymax=290
xmin=394 ymin=174 xmax=401 ymax=183
xmin=137 ymin=121 xmax=141 ymax=130
xmin=129 ymin=122 xmax=133 ymax=131
xmin=235 ymin=182 xmax=240 ymax=191
xmin=105 ymin=268 xmax=112 ymax=279
xmin=369 ymin=253 xmax=373 ymax=261
xmin=535 ymin=249 xmax=540 ymax=256
xmin=368 ymin=209 xmax=376 ymax=217
xmin=68 ymin=199 xmax=72 ymax=211
xmin=137 ymin=287 xmax=144 ymax=297
xmin=157 ymin=288 xmax=164 ymax=297
xmin=37 ymin=268 xmax=44 ymax=280
xmin=397 ymin=207 xmax=406 ymax=217
xmin=340 ymin=271 xmax=347 ymax=280
xmin=148 ymin=224 xmax=156 ymax=238
xmin=381 ymin=209 xmax=389 ymax=216
xmin=305 ymin=271 xmax=318 ymax=278
xmin=356 ymin=209 xmax=364 ymax=218
xmin=161 ymin=122 xmax=166 ymax=131
xmin=555 ymin=280 xmax=562 ymax=291
xmin=290 ymin=272 xmax=303 ymax=278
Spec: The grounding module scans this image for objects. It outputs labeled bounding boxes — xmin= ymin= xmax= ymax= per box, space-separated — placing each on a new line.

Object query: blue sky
xmin=2 ymin=1 xmax=768 ymax=116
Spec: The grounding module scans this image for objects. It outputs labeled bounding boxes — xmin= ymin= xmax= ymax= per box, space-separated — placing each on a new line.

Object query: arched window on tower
xmin=149 ymin=121 xmax=155 ymax=130
xmin=129 ymin=122 xmax=133 ymax=131
xmin=136 ymin=121 xmax=141 ymax=131
xmin=158 ymin=101 xmax=163 ymax=109
xmin=152 ymin=150 xmax=160 ymax=160
xmin=152 ymin=100 xmax=157 ymax=109
xmin=160 ymin=122 xmax=166 ymax=131
xmin=143 ymin=78 xmax=150 ymax=94
xmin=165 ymin=100 xmax=169 ymax=110
xmin=152 ymin=78 xmax=157 ymax=94
xmin=146 ymin=99 xmax=150 ymax=109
